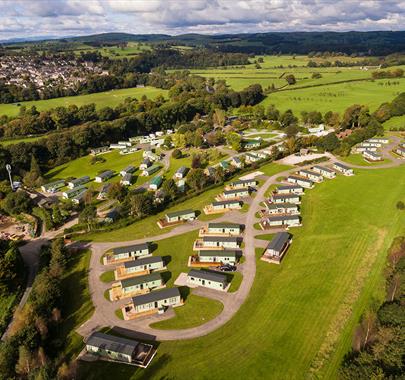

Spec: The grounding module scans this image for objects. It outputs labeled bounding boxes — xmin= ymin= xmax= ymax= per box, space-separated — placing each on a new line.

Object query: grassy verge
xmin=100 ymin=270 xmax=115 ymax=283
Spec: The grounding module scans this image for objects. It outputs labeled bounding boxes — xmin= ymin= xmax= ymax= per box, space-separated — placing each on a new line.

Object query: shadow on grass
xmin=161 ymin=271 xmax=172 ymax=284
xmin=149 ymin=242 xmax=158 ymax=253
xmin=162 ymin=255 xmax=171 ymax=266
xmin=178 ymin=286 xmax=191 ymax=300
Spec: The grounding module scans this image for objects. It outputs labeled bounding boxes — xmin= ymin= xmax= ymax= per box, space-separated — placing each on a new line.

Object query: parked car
xmin=219 ymin=264 xmax=236 ymax=272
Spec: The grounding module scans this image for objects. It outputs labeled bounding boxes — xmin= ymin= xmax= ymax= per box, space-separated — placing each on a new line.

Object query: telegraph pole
xmin=5 ymin=164 xmax=14 ymax=191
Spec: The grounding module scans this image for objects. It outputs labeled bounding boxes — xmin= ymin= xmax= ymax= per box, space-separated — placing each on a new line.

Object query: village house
xmin=175 ymin=166 xmax=189 ymax=179
xmin=270 ymin=193 xmax=301 ymax=204
xmin=120 ymin=173 xmax=133 ymax=186
xmin=149 ymin=175 xmax=163 ymax=190
xmin=41 ymin=180 xmax=65 ymax=193
xmin=95 ymin=170 xmax=114 ymax=183
xmin=194 ymin=236 xmax=241 ymax=250
xmin=203 ymin=200 xmax=242 ymax=214
xmin=363 ymin=150 xmax=383 ymax=162
xmin=311 ymin=165 xmax=336 ymax=179
xmin=264 ymin=202 xmax=299 ymax=215
xmin=85 ymin=332 xmax=155 ymax=367
xmin=297 ymin=169 xmax=324 ymax=183
xmin=261 ymin=232 xmax=292 ymax=264
xmin=276 ymin=184 xmax=304 ymax=195
xmin=97 ymin=183 xmax=111 ymax=200
xmin=120 ymin=166 xmax=136 ymax=177
xmin=187 ymin=269 xmax=229 ymax=291
xmin=142 ymin=165 xmax=160 ymax=177
xmin=62 ymin=185 xmax=87 ymax=199
xmin=115 ymin=256 xmax=165 ymax=280
xmin=333 ymin=162 xmax=354 ymax=176
xmin=230 ymin=156 xmax=243 ymax=168
xmin=395 ymin=146 xmax=405 ymax=158
xmin=194 ymin=250 xmax=239 ymax=265
xmin=200 ymin=222 xmax=243 ymax=236
xmin=122 ymin=287 xmax=182 ymax=319
xmin=110 ymin=272 xmax=164 ymax=301
xmin=67 ymin=176 xmax=90 ymax=189
xmin=227 ymin=179 xmax=257 ymax=190
xmin=261 ymin=214 xmax=300 ymax=228
xmin=104 ymin=243 xmax=150 ymax=265
xmin=287 ymin=175 xmax=314 ymax=189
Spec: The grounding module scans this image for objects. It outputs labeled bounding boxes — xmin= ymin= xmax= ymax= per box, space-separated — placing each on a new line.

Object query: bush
xmin=172 ymin=149 xmax=182 ymax=159
xmin=396 ymin=201 xmax=405 ymax=210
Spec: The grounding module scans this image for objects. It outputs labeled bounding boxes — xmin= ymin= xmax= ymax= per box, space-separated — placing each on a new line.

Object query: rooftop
xmin=120 ymin=272 xmax=162 ymax=288
xmin=188 ymin=269 xmax=228 ymax=284
xmin=124 ymin=256 xmax=164 ymax=268
xmin=267 ymin=232 xmax=291 ymax=252
xmin=112 ymin=243 xmax=149 ymax=255
xmin=132 ymin=287 xmax=180 ymax=306
xmin=86 ymin=332 xmax=139 ymax=356
xmin=166 ymin=209 xmax=195 ymax=218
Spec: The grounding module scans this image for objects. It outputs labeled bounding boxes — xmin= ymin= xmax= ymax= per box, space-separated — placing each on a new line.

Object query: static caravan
xmin=95 ymin=170 xmax=114 ymax=183
xmin=142 ymin=165 xmax=160 ymax=177
xmin=106 ymin=243 xmax=150 ymax=264
xmin=363 ymin=150 xmax=383 ymax=162
xmin=204 ymin=222 xmax=242 ymax=236
xmin=111 ymin=273 xmax=163 ymax=300
xmin=230 ymin=157 xmax=243 ymax=168
xmin=262 ymin=232 xmax=292 ymax=264
xmin=333 ymin=163 xmax=354 ymax=176
xmin=276 ymin=184 xmax=304 ymax=195
xmin=367 ymin=138 xmax=389 ymax=144
xmin=311 ymin=165 xmax=336 ymax=179
xmin=197 ymin=250 xmax=239 ymax=265
xmin=199 ymin=236 xmax=241 ymax=249
xmin=270 ymin=193 xmax=300 ymax=204
xmin=62 ymin=185 xmax=87 ymax=199
xmin=41 ymin=180 xmax=65 ymax=193
xmin=245 ymin=153 xmax=261 ymax=163
xmin=116 ymin=256 xmax=165 ymax=279
xmin=139 ymin=159 xmax=152 ymax=171
xmin=395 ymin=146 xmax=405 ymax=158
xmin=67 ymin=176 xmax=90 ymax=189
xmin=298 ymin=169 xmax=323 ymax=183
xmin=97 ymin=183 xmax=111 ymax=200
xmin=120 ymin=173 xmax=133 ymax=186
xmin=165 ymin=209 xmax=196 ymax=223
xmin=149 ymin=176 xmax=163 ymax=191
xmin=120 ymin=166 xmax=136 ymax=177
xmin=221 ymin=188 xmax=250 ymax=200
xmin=187 ymin=269 xmax=228 ymax=291
xmin=262 ymin=215 xmax=300 ymax=228
xmin=175 ymin=166 xmax=189 ymax=179
xmin=264 ymin=202 xmax=299 ymax=215
xmin=287 ymin=175 xmax=314 ymax=189
xmin=228 ymin=179 xmax=257 ymax=189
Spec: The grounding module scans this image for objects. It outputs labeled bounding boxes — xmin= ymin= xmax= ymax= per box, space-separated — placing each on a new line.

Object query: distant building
xmin=95 ymin=170 xmax=114 ymax=183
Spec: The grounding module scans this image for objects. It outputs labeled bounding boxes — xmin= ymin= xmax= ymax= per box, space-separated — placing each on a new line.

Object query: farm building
xmin=228 ymin=179 xmax=257 ymax=189
xmin=115 ymin=256 xmax=165 ymax=280
xmin=165 ymin=209 xmax=196 ymax=223
xmin=311 ymin=166 xmax=336 ymax=179
xmin=90 ymin=146 xmax=109 ymax=155
xmin=204 ymin=200 xmax=242 ymax=214
xmin=85 ymin=332 xmax=155 ymax=367
xmin=122 ymin=287 xmax=182 ymax=319
xmin=174 ymin=166 xmax=189 ymax=179
xmin=97 ymin=183 xmax=111 ymax=200
xmin=262 ymin=232 xmax=292 ymax=264
xmin=142 ymin=165 xmax=160 ymax=177
xmin=230 ymin=156 xmax=243 ymax=168
xmin=104 ymin=243 xmax=150 ymax=265
xmin=110 ymin=273 xmax=164 ymax=300
xmin=149 ymin=176 xmax=163 ymax=190
xmin=333 ymin=163 xmax=354 ymax=176
xmin=276 ymin=184 xmax=304 ymax=195
xmin=120 ymin=166 xmax=136 ymax=177
xmin=67 ymin=176 xmax=90 ymax=189
xmin=41 ymin=180 xmax=65 ymax=193
xmin=297 ymin=169 xmax=323 ymax=183
xmin=270 ymin=193 xmax=301 ymax=204
xmin=363 ymin=150 xmax=383 ymax=162
xmin=62 ymin=185 xmax=87 ymax=199
xmin=287 ymin=175 xmax=314 ymax=188
xmin=187 ymin=269 xmax=228 ymax=291
xmin=196 ymin=250 xmax=239 ymax=265
xmin=120 ymin=173 xmax=133 ymax=186
xmin=262 ymin=215 xmax=300 ymax=228
xmin=139 ymin=159 xmax=152 ymax=170
xmin=201 ymin=222 xmax=242 ymax=236
xmin=264 ymin=202 xmax=299 ymax=215
xmin=95 ymin=170 xmax=114 ymax=183
xmin=395 ymin=146 xmax=405 ymax=157
xmin=194 ymin=236 xmax=241 ymax=250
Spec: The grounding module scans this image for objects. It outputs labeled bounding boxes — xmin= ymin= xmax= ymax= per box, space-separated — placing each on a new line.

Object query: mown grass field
xmin=78 ymin=165 xmax=405 ymax=380
xmin=383 ymin=114 xmax=405 ymax=130
xmin=0 ymin=86 xmax=167 ymax=117
xmin=340 ymin=154 xmax=392 ymax=166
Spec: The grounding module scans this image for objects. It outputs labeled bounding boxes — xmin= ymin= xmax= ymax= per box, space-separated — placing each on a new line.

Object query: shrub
xmin=396 ymin=201 xmax=405 ymax=210
xmin=172 ymin=149 xmax=182 ymax=159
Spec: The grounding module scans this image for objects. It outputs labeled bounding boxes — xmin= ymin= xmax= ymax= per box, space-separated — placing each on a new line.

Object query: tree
xmin=2 ymin=191 xmax=33 ymax=215
xmin=396 ymin=201 xmax=405 ymax=210
xmin=284 ymin=137 xmax=297 ymax=155
xmin=285 ymin=124 xmax=298 ymax=137
xmin=187 ymin=169 xmax=206 ymax=191
xmin=79 ymin=205 xmax=97 ymax=231
xmin=172 ymin=149 xmax=182 ymax=159
xmin=317 ymin=132 xmax=340 ymax=152
xmin=107 ymin=182 xmax=127 ymax=202
xmin=213 ymin=166 xmax=225 ymax=184
xmin=280 ymin=109 xmax=297 ymax=127
xmin=266 ymin=104 xmax=280 ymax=121
xmin=162 ymin=179 xmax=177 ymax=200
xmin=51 ymin=205 xmax=64 ymax=226
xmin=15 ymin=346 xmax=33 ymax=376
xmin=226 ymin=132 xmax=242 ymax=151
xmin=129 ymin=193 xmax=154 ymax=217
xmin=213 ymin=109 xmax=226 ymax=128
xmin=172 ymin=133 xmax=186 ymax=148
xmin=285 ymin=74 xmax=296 ymax=85
xmin=191 ymin=154 xmax=202 ymax=169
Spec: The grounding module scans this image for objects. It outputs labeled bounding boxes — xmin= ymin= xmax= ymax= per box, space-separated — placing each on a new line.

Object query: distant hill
xmin=5 ymin=31 xmax=405 ymax=55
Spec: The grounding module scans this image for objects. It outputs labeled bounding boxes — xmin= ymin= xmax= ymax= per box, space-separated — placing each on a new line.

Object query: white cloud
xmin=0 ymin=0 xmax=403 ymax=40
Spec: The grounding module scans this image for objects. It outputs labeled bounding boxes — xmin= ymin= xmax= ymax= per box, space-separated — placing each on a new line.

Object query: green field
xmin=383 ymin=115 xmax=405 ymax=130
xmin=78 ymin=165 xmax=405 ymax=379
xmin=0 ymin=87 xmax=167 ymax=117
xmin=0 ymin=135 xmax=47 ymax=146
xmin=73 ymin=42 xmax=151 ymax=59
xmin=340 ymin=154 xmax=391 ymax=166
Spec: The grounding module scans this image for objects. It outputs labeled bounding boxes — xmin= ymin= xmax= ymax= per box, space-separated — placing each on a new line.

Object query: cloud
xmin=0 ymin=0 xmax=403 ymax=40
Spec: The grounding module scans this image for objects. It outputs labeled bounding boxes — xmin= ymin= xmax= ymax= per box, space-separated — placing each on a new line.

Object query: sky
xmin=0 ymin=0 xmax=404 ymax=41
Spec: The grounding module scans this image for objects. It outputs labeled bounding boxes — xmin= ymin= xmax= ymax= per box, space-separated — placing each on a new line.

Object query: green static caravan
xmin=85 ymin=332 xmax=155 ymax=367
xmin=67 ymin=176 xmax=90 ymax=189
xmin=118 ymin=272 xmax=163 ymax=295
xmin=41 ymin=179 xmax=65 ymax=193
xmin=95 ymin=170 xmax=114 ymax=183
xmin=165 ymin=209 xmax=196 ymax=223
xmin=142 ymin=165 xmax=160 ymax=177
xmin=62 ymin=185 xmax=87 ymax=199
xmin=206 ymin=222 xmax=242 ymax=235
xmin=188 ymin=269 xmax=228 ymax=291
xmin=129 ymin=287 xmax=182 ymax=314
xmin=111 ymin=243 xmax=150 ymax=262
xmin=149 ymin=175 xmax=163 ymax=190
xmin=198 ymin=250 xmax=239 ymax=265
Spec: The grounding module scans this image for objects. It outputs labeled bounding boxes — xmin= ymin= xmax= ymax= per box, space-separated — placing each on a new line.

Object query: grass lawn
xmin=59 ymin=249 xmax=94 ymax=359
xmin=150 ymin=293 xmax=224 ymax=330
xmin=383 ymin=115 xmax=405 ymax=131
xmin=78 ymin=165 xmax=405 ymax=379
xmin=0 ymin=87 xmax=168 ymax=117
xmin=0 ymin=135 xmax=47 ymax=147
xmin=100 ymin=270 xmax=115 ymax=283
xmin=244 ymin=133 xmax=277 ymax=139
xmin=259 ymin=162 xmax=292 ymax=177
xmin=228 ymin=271 xmax=243 ymax=293
xmin=340 ymin=154 xmax=391 ymax=166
